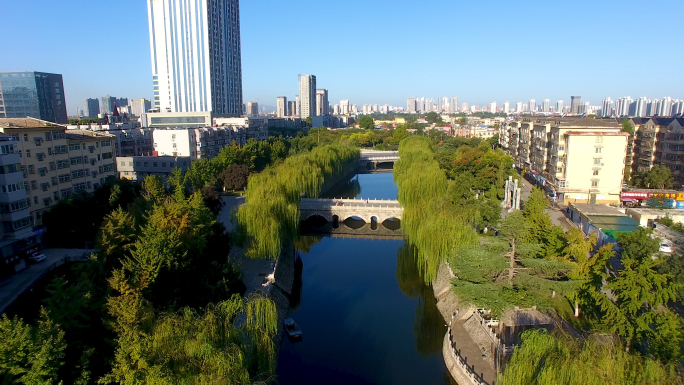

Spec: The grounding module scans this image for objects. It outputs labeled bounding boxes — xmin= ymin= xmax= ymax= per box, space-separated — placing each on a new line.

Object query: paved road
xmin=0 ymin=249 xmax=94 ymax=314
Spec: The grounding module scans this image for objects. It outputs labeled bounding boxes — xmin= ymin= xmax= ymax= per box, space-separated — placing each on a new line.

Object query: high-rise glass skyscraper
xmin=0 ymin=72 xmax=67 ymax=123
xmin=147 ymin=0 xmax=243 ymax=116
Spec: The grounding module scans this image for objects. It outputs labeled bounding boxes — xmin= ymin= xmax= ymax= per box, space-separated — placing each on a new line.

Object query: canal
xmin=277 ymin=171 xmax=457 ymax=385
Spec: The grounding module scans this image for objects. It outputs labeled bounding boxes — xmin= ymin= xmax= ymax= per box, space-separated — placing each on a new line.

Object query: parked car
xmin=659 ymin=242 xmax=672 ymax=253
xmin=28 ymin=253 xmax=47 ymax=263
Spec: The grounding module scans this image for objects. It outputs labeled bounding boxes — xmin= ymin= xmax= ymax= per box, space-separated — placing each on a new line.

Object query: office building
xmin=84 ymin=98 xmax=100 ymax=119
xmin=570 ymin=96 xmax=581 ymax=115
xmin=288 ymin=100 xmax=296 ymax=117
xmin=502 ymin=101 xmax=510 ymax=114
xmin=333 ymin=104 xmax=340 ymax=115
xmin=116 ymin=98 xmax=128 ymax=109
xmin=528 ymin=99 xmax=536 ymax=113
xmin=247 ymin=102 xmax=258 ymax=116
xmin=316 ymin=89 xmax=329 ymax=116
xmin=489 ymin=101 xmax=497 ymax=113
xmin=542 ymin=99 xmax=550 ymax=113
xmin=147 ymin=0 xmax=243 ymax=115
xmin=0 ymin=72 xmax=67 ymax=124
xmin=298 ymin=75 xmax=316 ymax=119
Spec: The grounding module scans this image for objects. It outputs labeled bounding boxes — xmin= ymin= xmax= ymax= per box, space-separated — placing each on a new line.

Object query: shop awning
xmin=620 ymin=198 xmax=635 ymax=202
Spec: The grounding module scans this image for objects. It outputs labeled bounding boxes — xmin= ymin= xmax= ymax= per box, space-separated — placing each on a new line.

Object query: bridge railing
xmin=300 ymin=198 xmax=401 ymax=208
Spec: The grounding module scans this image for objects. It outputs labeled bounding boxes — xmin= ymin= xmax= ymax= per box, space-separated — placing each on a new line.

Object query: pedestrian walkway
xmin=449 ymin=317 xmax=497 ymax=384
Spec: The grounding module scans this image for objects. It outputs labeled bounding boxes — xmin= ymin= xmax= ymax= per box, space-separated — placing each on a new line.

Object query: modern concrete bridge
xmin=300 ymin=198 xmax=403 ymax=224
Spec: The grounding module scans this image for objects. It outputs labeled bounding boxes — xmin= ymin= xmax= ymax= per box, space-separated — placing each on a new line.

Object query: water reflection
xmin=396 ymin=244 xmax=449 ymax=356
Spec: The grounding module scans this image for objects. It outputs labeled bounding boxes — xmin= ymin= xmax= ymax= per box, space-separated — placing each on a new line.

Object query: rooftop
xmin=570 ymin=203 xmax=626 ymax=216
xmin=0 ymin=117 xmax=65 ymax=129
xmin=65 ymin=129 xmax=115 ymax=141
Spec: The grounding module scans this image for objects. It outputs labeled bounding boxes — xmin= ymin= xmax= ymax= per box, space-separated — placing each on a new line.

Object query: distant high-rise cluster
xmin=406 ymin=96 xmax=459 ymax=113
xmin=599 ymin=96 xmax=683 ymax=118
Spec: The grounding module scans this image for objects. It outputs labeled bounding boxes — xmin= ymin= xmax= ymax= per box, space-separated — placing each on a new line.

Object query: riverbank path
xmin=449 ymin=318 xmax=497 ymax=385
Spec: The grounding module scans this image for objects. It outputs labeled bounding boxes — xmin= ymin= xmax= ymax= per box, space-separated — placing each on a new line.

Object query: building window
xmin=28 ymin=165 xmax=35 ymax=174
xmin=595 ymin=147 xmax=602 ymax=154
xmin=23 ymin=134 xmax=28 ymax=142
xmin=596 ymin=136 xmax=603 ymax=143
xmin=558 ymin=180 xmax=566 ymax=188
xmin=593 ymin=158 xmax=601 ymax=165
xmin=593 ymin=169 xmax=599 ymax=176
xmin=591 ymin=180 xmax=599 ymax=187
xmin=34 ymin=197 xmax=38 ymax=204
xmin=26 ymin=150 xmax=30 ymax=158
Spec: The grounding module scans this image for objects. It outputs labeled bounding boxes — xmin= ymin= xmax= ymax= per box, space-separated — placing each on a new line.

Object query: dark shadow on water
xmin=396 ymin=244 xmax=448 ymax=356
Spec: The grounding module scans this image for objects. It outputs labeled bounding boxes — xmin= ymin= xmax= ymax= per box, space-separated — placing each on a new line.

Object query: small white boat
xmin=284 ymin=318 xmax=302 ymax=338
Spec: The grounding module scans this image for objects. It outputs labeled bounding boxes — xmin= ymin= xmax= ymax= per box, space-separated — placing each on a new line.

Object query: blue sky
xmin=2 ymin=0 xmax=682 ymax=113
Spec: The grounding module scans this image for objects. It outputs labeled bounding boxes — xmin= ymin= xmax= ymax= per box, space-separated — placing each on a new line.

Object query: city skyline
xmin=1 ymin=0 xmax=683 ymax=115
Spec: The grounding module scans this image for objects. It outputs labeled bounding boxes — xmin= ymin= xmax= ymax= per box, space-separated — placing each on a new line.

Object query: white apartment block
xmin=501 ymin=117 xmax=626 ymax=204
xmin=154 ymin=126 xmax=247 ymax=160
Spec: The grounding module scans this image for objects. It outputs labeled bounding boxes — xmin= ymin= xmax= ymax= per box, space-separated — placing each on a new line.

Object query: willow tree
xmin=394 ymin=136 xmax=478 ymax=283
xmin=238 ymin=144 xmax=359 ymax=259
xmin=501 ymin=329 xmax=682 ymax=385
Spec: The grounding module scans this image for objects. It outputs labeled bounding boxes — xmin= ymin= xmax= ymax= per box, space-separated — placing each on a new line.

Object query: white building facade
xmin=147 ymin=0 xmax=243 ymax=115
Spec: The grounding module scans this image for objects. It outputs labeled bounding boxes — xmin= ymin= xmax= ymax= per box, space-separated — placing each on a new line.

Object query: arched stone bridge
xmin=300 ymin=198 xmax=403 ymax=224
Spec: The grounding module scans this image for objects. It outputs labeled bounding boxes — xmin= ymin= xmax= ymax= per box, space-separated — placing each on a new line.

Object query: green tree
xmin=425 ymin=111 xmax=443 ymax=124
xmin=636 ymin=165 xmax=674 ymax=189
xmin=0 ymin=310 xmax=66 ymax=384
xmin=498 ymin=210 xmax=532 ymax=285
xmin=357 ymin=115 xmax=375 ymax=130
xmin=218 ymin=164 xmax=250 ymax=191
xmin=389 ymin=124 xmax=411 ymax=145
xmin=598 ymin=229 xmax=682 ymax=358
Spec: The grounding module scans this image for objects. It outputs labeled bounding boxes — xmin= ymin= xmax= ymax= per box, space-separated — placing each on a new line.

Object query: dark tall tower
xmin=0 ymin=72 xmax=67 ymax=123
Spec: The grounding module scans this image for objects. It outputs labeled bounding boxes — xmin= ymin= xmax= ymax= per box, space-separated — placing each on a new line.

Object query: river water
xmin=277 ymin=171 xmax=457 ymax=385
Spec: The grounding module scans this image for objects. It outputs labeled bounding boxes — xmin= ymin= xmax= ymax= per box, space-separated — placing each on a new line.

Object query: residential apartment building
xmin=0 ymin=134 xmax=36 ymax=276
xmin=0 ymin=72 xmax=67 ymax=124
xmin=130 ymin=99 xmax=152 ymax=117
xmin=117 ymin=155 xmax=191 ymax=182
xmin=632 ymin=117 xmax=684 ymax=187
xmin=215 ymin=116 xmax=269 ymax=141
xmin=298 ymin=75 xmax=316 ymax=119
xmin=276 ymin=97 xmax=287 ymax=118
xmin=316 ymin=89 xmax=329 ymax=116
xmin=501 ymin=117 xmax=626 ymax=204
xmin=0 ymin=118 xmax=116 ymax=227
xmin=247 ymin=102 xmax=259 ymax=116
xmin=147 ymin=0 xmax=243 ymax=115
